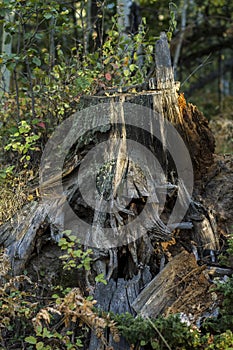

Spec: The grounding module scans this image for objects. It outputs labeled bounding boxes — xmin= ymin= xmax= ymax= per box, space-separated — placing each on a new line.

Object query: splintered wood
xmin=132 ymin=250 xmax=214 ymax=321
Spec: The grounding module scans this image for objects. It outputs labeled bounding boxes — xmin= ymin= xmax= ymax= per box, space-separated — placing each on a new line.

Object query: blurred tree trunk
xmin=117 ymin=0 xmax=131 ymax=33
xmin=173 ymin=0 xmax=188 ymax=80
xmin=1 ymin=11 xmax=15 ymax=94
xmin=89 ymin=0 xmax=104 ymax=50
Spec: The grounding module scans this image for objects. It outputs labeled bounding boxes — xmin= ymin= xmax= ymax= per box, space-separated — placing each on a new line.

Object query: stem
xmin=217 ymin=17 xmax=223 ymax=113
xmin=100 ymin=0 xmax=105 ymax=47
xmin=22 ymin=23 xmax=36 ymax=119
xmin=72 ymin=1 xmax=79 ymax=47
xmin=80 ymin=2 xmax=87 ymax=55
xmin=49 ymin=16 xmax=56 ymax=69
xmin=27 ymin=58 xmax=36 ymax=119
xmin=85 ymin=0 xmax=91 ymax=52
xmin=14 ymin=16 xmax=22 ymax=122
xmin=13 ymin=69 xmax=20 ymax=121
xmin=181 ymin=53 xmax=212 ymax=87
xmin=146 ymin=317 xmax=172 ymax=350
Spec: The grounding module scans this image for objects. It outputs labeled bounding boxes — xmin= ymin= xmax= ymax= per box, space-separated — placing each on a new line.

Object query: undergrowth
xmin=110 ymin=312 xmax=233 ymax=349
xmin=0 ymin=233 xmax=233 ymax=349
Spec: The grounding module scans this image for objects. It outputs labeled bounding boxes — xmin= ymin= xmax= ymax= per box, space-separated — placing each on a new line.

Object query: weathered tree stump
xmin=0 ymin=32 xmax=224 ymax=349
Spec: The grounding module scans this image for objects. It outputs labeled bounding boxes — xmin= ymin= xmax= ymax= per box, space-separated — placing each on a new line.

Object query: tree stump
xmin=0 ymin=32 xmax=221 ymax=349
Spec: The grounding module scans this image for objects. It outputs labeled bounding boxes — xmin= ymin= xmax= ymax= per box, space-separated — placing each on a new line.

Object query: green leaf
xmin=167 ymin=32 xmax=172 ymax=42
xmin=76 ymin=338 xmax=83 ymax=347
xmin=44 ymin=13 xmax=52 ymax=19
xmin=58 ymin=238 xmax=68 ymax=247
xmin=25 ymin=336 xmax=37 ymax=344
xmin=32 ymin=57 xmax=41 ymax=66
xmin=151 ymin=340 xmax=159 ymax=349
xmin=36 ymin=325 xmax=43 ymax=335
xmin=140 ymin=340 xmax=147 ymax=346
xmin=95 ymin=273 xmax=107 ymax=285
xmin=32 ymin=118 xmax=40 ymax=125
xmin=61 ymin=9 xmax=69 ymax=15
xmin=62 ymin=230 xmax=72 ymax=235
xmin=4 ymin=34 xmax=12 ymax=45
xmin=123 ymin=69 xmax=130 ymax=77
xmin=42 ymin=327 xmax=53 ymax=338
xmin=0 ymin=172 xmax=6 ymax=179
xmin=52 ymin=294 xmax=59 ymax=299
xmin=4 ymin=144 xmax=11 ymax=151
xmin=69 ymin=234 xmax=77 ymax=242
xmin=73 ymin=250 xmax=82 ymax=258
xmin=129 ymin=64 xmax=137 ymax=72
xmin=36 ymin=342 xmax=44 ymax=350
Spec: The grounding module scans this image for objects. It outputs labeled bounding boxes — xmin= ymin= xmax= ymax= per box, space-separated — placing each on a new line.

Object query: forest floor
xmin=210 ymin=116 xmax=233 ymax=154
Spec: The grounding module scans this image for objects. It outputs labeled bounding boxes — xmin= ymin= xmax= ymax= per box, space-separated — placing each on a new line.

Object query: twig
xmin=13 ymin=69 xmax=20 ymax=122
xmin=22 ymin=23 xmax=36 ymax=119
xmin=146 ymin=317 xmax=172 ymax=350
xmin=181 ymin=53 xmax=212 ymax=87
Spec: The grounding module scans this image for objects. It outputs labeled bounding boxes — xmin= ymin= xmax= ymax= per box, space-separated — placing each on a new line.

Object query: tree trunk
xmin=1 ymin=11 xmax=15 ymax=94
xmin=173 ymin=0 xmax=188 ymax=80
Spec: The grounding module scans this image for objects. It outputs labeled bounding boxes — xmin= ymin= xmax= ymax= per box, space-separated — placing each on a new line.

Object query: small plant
xmin=58 ymin=230 xmax=93 ymax=271
xmin=0 ymin=246 xmax=116 ymax=349
xmin=112 ymin=312 xmax=200 ymax=349
xmin=0 ymin=165 xmax=15 ymax=182
xmin=73 ymin=15 xmax=155 ymax=93
xmin=0 ymin=270 xmax=38 ymax=348
xmin=58 ymin=230 xmax=108 ymax=285
xmin=167 ymin=2 xmax=177 ymax=42
xmin=26 ymin=288 xmax=120 ymax=349
xmin=111 ymin=311 xmax=233 ymax=349
xmin=25 ymin=324 xmax=84 ymax=349
xmin=4 ymin=120 xmax=40 ymax=167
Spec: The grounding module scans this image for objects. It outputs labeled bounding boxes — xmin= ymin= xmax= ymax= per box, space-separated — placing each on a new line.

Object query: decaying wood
xmin=132 ymin=250 xmax=213 ymax=321
xmin=179 ymin=102 xmax=215 ymax=183
xmin=0 ymin=202 xmax=49 ymax=275
xmin=89 ymin=275 xmax=149 ymax=350
xmin=187 ymin=201 xmax=220 ymax=260
xmin=0 ymin=32 xmax=229 ymax=350
xmin=206 ymin=266 xmax=233 ymax=277
xmin=203 ymin=154 xmax=233 ymax=235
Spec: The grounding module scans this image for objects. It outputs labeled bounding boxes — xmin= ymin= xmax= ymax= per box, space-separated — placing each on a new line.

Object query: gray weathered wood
xmin=190 ymin=203 xmax=220 ymax=258
xmin=89 ymin=276 xmax=141 ymax=350
xmin=207 ymin=266 xmax=233 ymax=277
xmin=132 ymin=250 xmax=210 ymax=319
xmin=0 ymin=202 xmax=48 ymax=275
xmin=155 ymin=32 xmax=174 ymax=89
